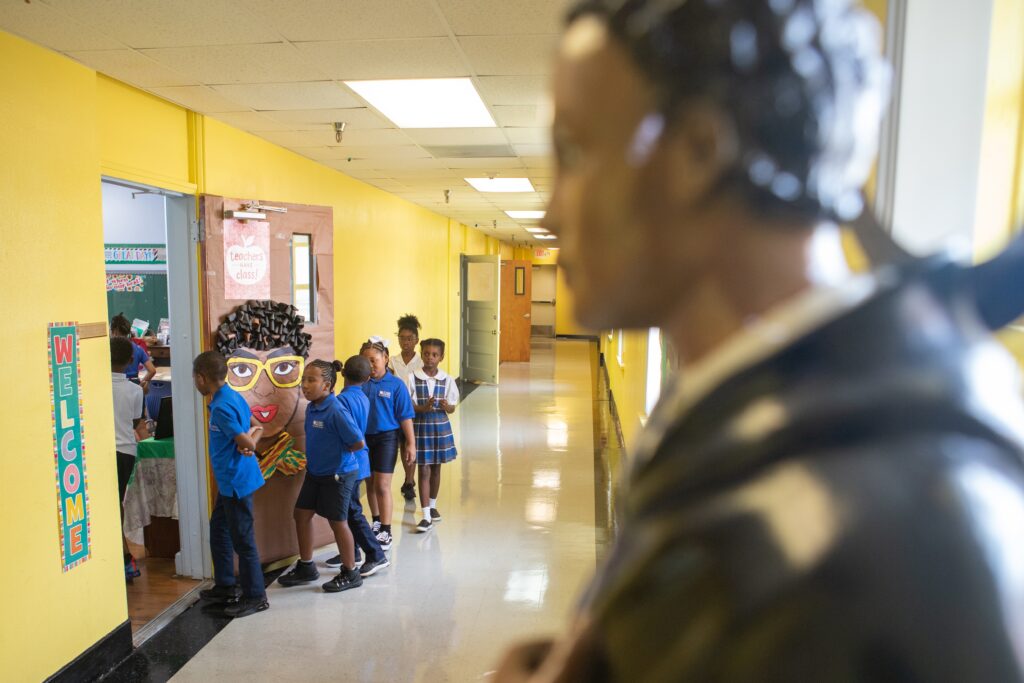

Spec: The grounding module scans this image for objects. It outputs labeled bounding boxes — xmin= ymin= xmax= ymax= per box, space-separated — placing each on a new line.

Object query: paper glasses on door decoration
xmin=215 ymin=300 xmax=312 ymax=479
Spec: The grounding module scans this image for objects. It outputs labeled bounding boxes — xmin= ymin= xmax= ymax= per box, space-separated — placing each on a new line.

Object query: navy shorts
xmin=367 ymin=430 xmax=400 ymax=474
xmin=295 ymin=470 xmax=357 ymax=521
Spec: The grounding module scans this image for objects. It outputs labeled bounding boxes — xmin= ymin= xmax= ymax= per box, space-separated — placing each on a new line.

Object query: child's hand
xmin=404 ymin=446 xmax=416 ymax=466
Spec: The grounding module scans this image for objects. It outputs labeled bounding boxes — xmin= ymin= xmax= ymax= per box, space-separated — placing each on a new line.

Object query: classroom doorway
xmin=530 ymin=264 xmax=557 ymax=338
xmin=461 ymin=254 xmax=500 ymax=384
xmin=499 ymin=259 xmax=532 ymax=362
xmin=101 ymin=178 xmax=210 ymax=644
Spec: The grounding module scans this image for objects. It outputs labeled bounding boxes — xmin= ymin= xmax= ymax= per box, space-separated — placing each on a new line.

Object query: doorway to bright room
xmin=101 ymin=178 xmax=209 ymax=643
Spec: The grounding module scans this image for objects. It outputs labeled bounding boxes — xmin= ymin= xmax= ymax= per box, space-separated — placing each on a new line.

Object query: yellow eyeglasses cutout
xmin=226 ymin=356 xmax=304 ymax=392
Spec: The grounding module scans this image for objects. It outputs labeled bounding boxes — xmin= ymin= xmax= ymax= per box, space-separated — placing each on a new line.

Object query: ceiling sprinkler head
xmin=334 ymin=122 xmax=347 ymax=143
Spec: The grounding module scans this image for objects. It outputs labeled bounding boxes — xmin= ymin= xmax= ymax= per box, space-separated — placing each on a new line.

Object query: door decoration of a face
xmin=215 ymin=299 xmax=312 ymax=479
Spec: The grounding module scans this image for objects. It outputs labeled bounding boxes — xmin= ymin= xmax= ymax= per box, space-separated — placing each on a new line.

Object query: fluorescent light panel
xmin=506 ymin=210 xmax=546 ymax=219
xmin=344 ymin=78 xmax=496 ymax=129
xmin=536 ymin=234 xmax=557 ymax=240
xmin=525 ymin=227 xmax=548 ymax=234
xmin=465 ymin=177 xmax=535 ymax=192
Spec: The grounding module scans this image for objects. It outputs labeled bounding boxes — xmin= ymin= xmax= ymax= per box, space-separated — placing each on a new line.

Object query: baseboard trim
xmin=556 ymin=334 xmax=600 ymax=341
xmin=46 ymin=619 xmax=133 ymax=683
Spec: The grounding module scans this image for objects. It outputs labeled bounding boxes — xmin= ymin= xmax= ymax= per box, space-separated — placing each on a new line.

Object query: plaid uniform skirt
xmin=413 ymin=378 xmax=458 ymax=465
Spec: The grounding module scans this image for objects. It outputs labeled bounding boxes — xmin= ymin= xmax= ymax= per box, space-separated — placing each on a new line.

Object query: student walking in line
xmin=193 ymin=351 xmax=268 ymax=617
xmin=408 ymin=339 xmax=459 ymax=533
xmin=390 ymin=314 xmax=423 ymax=503
xmin=277 ymin=359 xmax=364 ymax=593
xmin=324 ymin=355 xmax=390 ymax=577
xmin=110 ymin=336 xmax=144 ymax=581
xmin=361 ymin=337 xmax=416 ymax=550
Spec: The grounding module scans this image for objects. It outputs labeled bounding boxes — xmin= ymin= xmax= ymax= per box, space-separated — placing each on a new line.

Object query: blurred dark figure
xmin=496 ymin=0 xmax=1024 ymax=681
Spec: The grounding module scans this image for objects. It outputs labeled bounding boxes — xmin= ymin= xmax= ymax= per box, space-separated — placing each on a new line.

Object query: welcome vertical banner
xmin=48 ymin=323 xmax=91 ymax=571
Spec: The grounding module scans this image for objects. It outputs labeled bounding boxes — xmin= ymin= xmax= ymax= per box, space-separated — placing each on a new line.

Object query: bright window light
xmin=344 ymin=78 xmax=496 ymax=129
xmin=536 ymin=234 xmax=557 ymax=240
xmin=526 ymin=227 xmax=548 ymax=234
xmin=506 ymin=210 xmax=546 ymax=219
xmin=466 ymin=178 xmax=535 ymax=192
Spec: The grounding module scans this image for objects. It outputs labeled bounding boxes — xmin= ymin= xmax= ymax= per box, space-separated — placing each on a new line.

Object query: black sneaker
xmin=359 ymin=555 xmax=390 ymax=577
xmin=401 ymin=482 xmax=416 ymax=501
xmin=325 ymin=553 xmax=363 ymax=568
xmin=277 ymin=561 xmax=319 ymax=587
xmin=415 ymin=518 xmax=433 ymax=533
xmin=322 ymin=568 xmax=363 ymax=593
xmin=200 ymin=584 xmax=242 ymax=603
xmin=375 ymin=529 xmax=393 ymax=550
xmin=371 ymin=520 xmax=381 ymax=535
xmin=430 ymin=508 xmax=442 ymax=523
xmin=223 ymin=596 xmax=269 ymax=618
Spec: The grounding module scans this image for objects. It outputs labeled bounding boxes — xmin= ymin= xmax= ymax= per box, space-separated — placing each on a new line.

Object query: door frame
xmin=101 ymin=177 xmax=210 ymax=581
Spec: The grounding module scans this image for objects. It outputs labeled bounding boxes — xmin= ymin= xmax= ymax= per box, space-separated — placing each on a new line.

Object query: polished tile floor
xmin=172 ymin=339 xmax=600 ymax=683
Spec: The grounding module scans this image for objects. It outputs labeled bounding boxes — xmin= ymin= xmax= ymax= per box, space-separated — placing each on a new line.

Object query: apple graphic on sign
xmin=226 ymin=235 xmax=267 ymax=286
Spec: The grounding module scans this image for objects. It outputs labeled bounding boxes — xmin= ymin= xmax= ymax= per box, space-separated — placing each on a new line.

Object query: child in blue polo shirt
xmin=192 ymin=351 xmax=268 ymax=617
xmin=361 ymin=338 xmax=416 ymax=550
xmin=278 ymin=359 xmax=365 ymax=593
xmin=325 ymin=355 xmax=390 ymax=577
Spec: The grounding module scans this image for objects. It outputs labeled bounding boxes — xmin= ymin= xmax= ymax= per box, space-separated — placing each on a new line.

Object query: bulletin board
xmin=105 ymin=273 xmax=169 ymax=333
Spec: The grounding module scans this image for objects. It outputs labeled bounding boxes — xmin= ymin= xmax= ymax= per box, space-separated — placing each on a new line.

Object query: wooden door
xmin=500 ymin=259 xmax=532 ymax=362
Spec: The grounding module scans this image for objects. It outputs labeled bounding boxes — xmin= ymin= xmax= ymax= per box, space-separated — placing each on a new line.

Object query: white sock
xmin=422 ymin=506 xmax=431 ymax=521
xmin=429 ymin=498 xmax=437 ymax=509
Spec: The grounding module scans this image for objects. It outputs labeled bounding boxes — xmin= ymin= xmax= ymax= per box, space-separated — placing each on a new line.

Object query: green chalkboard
xmin=106 ymin=273 xmax=169 ymax=334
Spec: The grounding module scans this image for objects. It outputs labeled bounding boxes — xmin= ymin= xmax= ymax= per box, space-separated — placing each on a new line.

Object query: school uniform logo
xmin=209 ymin=423 xmax=221 ymax=432
xmin=312 ymin=420 xmax=324 ymax=429
xmin=378 ymin=390 xmax=392 ymax=399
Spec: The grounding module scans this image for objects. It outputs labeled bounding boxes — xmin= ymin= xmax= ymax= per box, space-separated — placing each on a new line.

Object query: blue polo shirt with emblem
xmin=305 ymin=393 xmax=361 ymax=477
xmin=362 ymin=372 xmax=414 ymax=435
xmin=338 ymin=385 xmax=371 ymax=481
xmin=208 ymin=383 xmax=265 ymax=498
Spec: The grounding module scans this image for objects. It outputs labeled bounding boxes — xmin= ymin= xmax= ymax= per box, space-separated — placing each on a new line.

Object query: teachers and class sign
xmin=49 ymin=323 xmax=91 ymax=571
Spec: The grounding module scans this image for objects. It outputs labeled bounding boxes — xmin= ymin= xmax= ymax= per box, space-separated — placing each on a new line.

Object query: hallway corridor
xmin=172 ymin=339 xmax=602 ymax=682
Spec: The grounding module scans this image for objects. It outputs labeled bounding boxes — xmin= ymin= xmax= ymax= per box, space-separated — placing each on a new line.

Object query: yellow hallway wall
xmin=0 ymin=30 xmax=126 ymax=681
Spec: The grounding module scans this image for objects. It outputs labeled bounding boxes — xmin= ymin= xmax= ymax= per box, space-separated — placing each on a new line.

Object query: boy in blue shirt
xmin=278 ymin=359 xmax=365 ymax=593
xmin=326 ymin=355 xmax=390 ymax=576
xmin=193 ymin=351 xmax=268 ymax=617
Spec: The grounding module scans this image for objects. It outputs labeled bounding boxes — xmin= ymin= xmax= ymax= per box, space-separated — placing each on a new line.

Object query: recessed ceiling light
xmin=505 ymin=210 xmax=546 ymax=219
xmin=465 ymin=178 xmax=535 ymax=192
xmin=536 ymin=234 xmax=558 ymax=240
xmin=525 ymin=227 xmax=548 ymax=234
xmin=344 ymin=78 xmax=496 ymax=129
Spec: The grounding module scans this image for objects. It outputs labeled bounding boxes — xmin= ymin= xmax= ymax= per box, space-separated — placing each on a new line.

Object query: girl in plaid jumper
xmin=406 ymin=339 xmax=459 ymax=532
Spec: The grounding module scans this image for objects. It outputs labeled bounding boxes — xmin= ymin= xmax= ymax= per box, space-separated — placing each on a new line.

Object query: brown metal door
xmin=500 ymin=259 xmax=532 ymax=362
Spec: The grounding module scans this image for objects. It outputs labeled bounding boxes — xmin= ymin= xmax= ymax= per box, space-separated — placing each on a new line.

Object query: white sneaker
xmin=375 ymin=529 xmax=393 ymax=550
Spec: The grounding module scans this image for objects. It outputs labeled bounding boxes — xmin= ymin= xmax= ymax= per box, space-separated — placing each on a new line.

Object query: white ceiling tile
xmin=244 ymin=0 xmax=448 ymax=41
xmin=436 ymin=0 xmax=572 ymax=36
xmin=210 ymin=111 xmax=297 ymax=132
xmin=527 ymin=167 xmax=554 ymax=178
xmin=520 ymin=156 xmax=552 ymax=167
xmin=504 ymin=127 xmax=551 ymax=145
xmin=44 ymin=0 xmax=285 ymax=48
xmin=382 ymin=164 xmax=461 ymax=177
xmin=459 ymin=35 xmax=557 ymax=76
xmin=0 ymin=2 xmax=123 ymax=51
xmin=296 ymin=38 xmax=468 ymax=80
xmin=513 ymin=143 xmax=552 ymax=156
xmin=149 ymin=85 xmax=249 ymax=113
xmin=312 ymin=145 xmax=431 ymax=161
xmin=255 ymin=131 xmax=325 ymax=148
xmin=211 ymin=82 xmax=362 ymax=110
xmin=262 ymin=107 xmax=392 ymax=129
xmin=283 ymin=127 xmax=412 ymax=147
xmin=398 ymin=178 xmax=470 ymax=189
xmin=141 ymin=43 xmax=327 ymax=84
xmin=402 ymin=128 xmax=509 ymax=146
xmin=476 ymin=76 xmax=551 ymax=106
xmin=491 ymin=105 xmax=544 ymax=127
xmin=442 ymin=157 xmax=525 ymax=170
xmin=65 ymin=49 xmax=197 ymax=87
